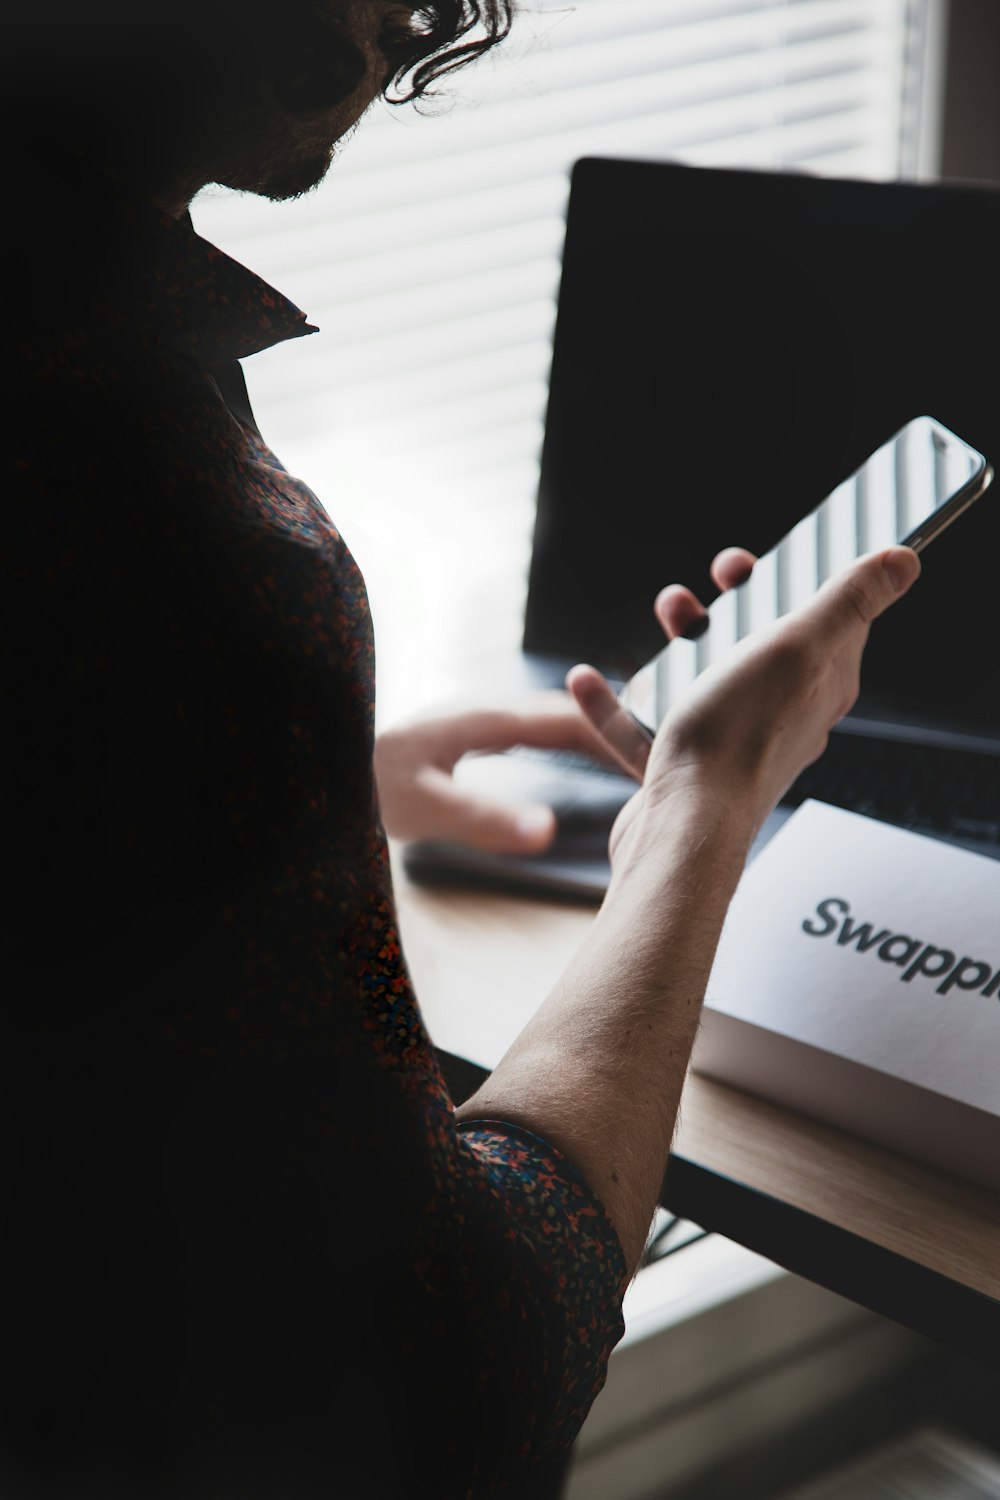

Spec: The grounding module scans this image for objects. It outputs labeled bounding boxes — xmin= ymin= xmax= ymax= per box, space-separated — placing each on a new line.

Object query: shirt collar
xmin=17 ymin=147 xmax=318 ymax=369
xmin=144 ymin=202 xmax=319 ymax=366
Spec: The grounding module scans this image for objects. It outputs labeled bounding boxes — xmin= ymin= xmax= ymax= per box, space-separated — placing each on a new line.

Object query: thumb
xmin=822 ymin=545 xmax=921 ymax=631
xmin=878 ymin=544 xmax=923 ymax=597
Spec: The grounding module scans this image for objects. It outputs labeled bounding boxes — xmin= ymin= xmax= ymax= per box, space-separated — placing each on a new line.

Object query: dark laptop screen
xmin=524 ymin=157 xmax=1000 ymax=734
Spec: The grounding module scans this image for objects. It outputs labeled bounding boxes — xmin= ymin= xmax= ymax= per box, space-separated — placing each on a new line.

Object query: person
xmin=1 ymin=3 xmax=921 ymax=1497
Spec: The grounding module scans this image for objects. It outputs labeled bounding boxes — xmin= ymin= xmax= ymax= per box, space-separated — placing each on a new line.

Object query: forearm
xmin=454 ymin=787 xmax=754 ymax=1275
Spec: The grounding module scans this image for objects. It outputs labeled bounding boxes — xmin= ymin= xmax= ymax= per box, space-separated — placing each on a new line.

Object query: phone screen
xmin=619 ymin=415 xmax=992 ymax=739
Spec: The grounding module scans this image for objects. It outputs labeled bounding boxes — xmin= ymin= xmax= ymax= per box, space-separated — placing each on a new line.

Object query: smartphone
xmin=618 ymin=415 xmax=993 ymax=740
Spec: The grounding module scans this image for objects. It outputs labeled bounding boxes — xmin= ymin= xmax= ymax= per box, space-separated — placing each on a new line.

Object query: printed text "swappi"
xmin=803 ymin=897 xmax=1000 ymax=998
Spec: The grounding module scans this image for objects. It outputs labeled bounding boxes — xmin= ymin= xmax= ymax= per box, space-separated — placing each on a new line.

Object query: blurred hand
xmin=374 ymin=548 xmax=759 ymax=857
xmin=567 ymin=546 xmax=921 ymax=872
xmin=373 ymin=690 xmax=623 ymax=855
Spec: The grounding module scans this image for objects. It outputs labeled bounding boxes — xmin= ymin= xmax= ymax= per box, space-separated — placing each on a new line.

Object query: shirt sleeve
xmin=453 ymin=1122 xmax=629 ymax=1444
xmin=3 ymin=363 xmax=627 ymax=1497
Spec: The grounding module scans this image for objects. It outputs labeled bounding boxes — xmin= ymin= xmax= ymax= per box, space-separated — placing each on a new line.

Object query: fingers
xmin=413 ymin=696 xmax=622 ymax=770
xmin=652 ymin=541 xmax=913 ymax=651
xmin=566 ymin=664 xmax=652 ymax=780
xmin=451 ymin=791 xmax=558 ymax=854
xmin=654 ymin=547 xmax=758 ymax=640
xmin=412 ymin=766 xmax=559 ymax=854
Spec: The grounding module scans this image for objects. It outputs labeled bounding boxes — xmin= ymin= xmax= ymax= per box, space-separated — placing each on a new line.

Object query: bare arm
xmin=455 ymin=784 xmax=751 ymax=1270
xmin=456 ymin=546 xmax=922 ymax=1274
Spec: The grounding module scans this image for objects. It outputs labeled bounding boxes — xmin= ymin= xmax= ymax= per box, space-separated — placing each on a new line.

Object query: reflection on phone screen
xmin=620 ymin=416 xmax=989 ymax=737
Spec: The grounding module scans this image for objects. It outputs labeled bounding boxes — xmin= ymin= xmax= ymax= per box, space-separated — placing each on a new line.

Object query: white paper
xmin=702 ymin=800 xmax=1000 ymax=1115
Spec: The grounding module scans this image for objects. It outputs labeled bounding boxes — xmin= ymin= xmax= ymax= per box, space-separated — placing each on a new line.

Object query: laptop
xmin=403 ymin=157 xmax=1000 ymax=899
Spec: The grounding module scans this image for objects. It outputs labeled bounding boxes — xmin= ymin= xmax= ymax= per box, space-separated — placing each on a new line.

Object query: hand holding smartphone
xmin=618 ymin=415 xmax=992 ymax=741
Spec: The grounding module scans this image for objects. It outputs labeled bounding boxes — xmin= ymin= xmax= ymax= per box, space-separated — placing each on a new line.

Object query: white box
xmin=693 ymin=800 xmax=1000 ymax=1191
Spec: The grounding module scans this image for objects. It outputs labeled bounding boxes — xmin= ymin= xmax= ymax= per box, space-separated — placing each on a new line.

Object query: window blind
xmin=192 ymin=0 xmax=939 ymax=724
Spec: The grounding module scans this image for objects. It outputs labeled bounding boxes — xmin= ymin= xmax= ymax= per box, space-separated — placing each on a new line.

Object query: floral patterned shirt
xmin=2 ymin=155 xmax=627 ymax=1498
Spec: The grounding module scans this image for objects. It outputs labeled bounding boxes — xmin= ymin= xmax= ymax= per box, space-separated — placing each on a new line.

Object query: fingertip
xmin=566 ymin=663 xmax=616 ymax=711
xmin=514 ymin=804 xmax=557 ymax=850
xmin=681 ymin=613 xmax=710 ymax=642
xmin=566 ymin=663 xmax=603 ymax=698
xmin=881 ymin=545 xmax=921 ymax=594
xmin=654 ymin=583 xmax=704 ymax=640
xmin=711 ymin=546 xmax=756 ymax=591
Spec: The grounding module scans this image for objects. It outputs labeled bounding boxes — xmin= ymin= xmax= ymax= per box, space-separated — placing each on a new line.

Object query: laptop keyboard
xmin=501 ymin=734 xmax=1000 ymax=859
xmin=785 ymin=733 xmax=1000 ymax=852
xmin=404 ymin=733 xmax=1000 ymax=901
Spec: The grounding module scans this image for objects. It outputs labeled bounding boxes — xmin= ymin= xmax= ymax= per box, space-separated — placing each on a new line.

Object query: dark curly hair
xmin=383 ymin=1 xmax=515 ymax=104
xmin=6 ymin=2 xmax=516 ymax=108
xmin=4 ymin=0 xmax=518 ymax=198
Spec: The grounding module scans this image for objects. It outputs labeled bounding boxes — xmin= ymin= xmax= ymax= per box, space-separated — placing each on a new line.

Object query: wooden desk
xmin=389 ymin=841 xmax=1000 ymax=1371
